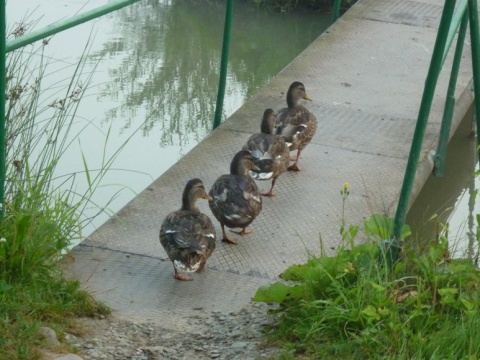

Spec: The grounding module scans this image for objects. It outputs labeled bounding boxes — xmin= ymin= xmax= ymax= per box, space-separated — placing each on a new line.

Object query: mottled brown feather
xmin=159 ymin=178 xmax=216 ymax=279
xmin=208 ymin=151 xmax=262 ymax=241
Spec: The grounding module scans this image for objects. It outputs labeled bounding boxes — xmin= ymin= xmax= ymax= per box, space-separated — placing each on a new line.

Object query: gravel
xmin=61 ymin=302 xmax=281 ymax=360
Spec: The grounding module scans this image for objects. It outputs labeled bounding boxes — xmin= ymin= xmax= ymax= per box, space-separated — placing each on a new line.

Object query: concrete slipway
xmin=65 ymin=0 xmax=476 ymax=328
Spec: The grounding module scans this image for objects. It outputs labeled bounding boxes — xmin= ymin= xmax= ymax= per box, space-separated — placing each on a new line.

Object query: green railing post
xmin=392 ymin=0 xmax=457 ymax=241
xmin=333 ymin=0 xmax=342 ymax=22
xmin=213 ymin=0 xmax=234 ymax=130
xmin=0 ymin=0 xmax=5 ymax=217
xmin=434 ymin=9 xmax=469 ymax=177
xmin=468 ymin=0 xmax=480 ymax=144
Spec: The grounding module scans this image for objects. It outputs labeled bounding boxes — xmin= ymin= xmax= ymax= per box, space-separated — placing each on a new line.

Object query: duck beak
xmin=201 ymin=193 xmax=213 ymax=201
xmin=304 ymin=94 xmax=312 ymax=101
xmin=251 ymin=164 xmax=261 ymax=172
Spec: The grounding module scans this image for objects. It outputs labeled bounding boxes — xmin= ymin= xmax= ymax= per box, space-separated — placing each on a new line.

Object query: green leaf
xmin=16 ymin=214 xmax=32 ymax=243
xmin=437 ymin=288 xmax=458 ymax=296
xmin=281 ymin=263 xmax=312 ymax=282
xmin=252 ymin=282 xmax=304 ymax=303
xmin=364 ymin=214 xmax=411 ymax=240
xmin=438 ymin=288 xmax=458 ymax=305
xmin=460 ymin=297 xmax=474 ymax=311
xmin=370 ymin=282 xmax=386 ymax=293
xmin=361 ymin=305 xmax=380 ymax=320
xmin=0 ymin=280 xmax=12 ymax=293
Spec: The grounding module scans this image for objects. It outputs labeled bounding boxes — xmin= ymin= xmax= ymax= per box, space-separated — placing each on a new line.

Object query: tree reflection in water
xmin=92 ymin=0 xmax=331 ymax=147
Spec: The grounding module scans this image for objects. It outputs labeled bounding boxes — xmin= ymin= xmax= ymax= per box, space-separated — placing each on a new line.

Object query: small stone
xmin=231 ymin=341 xmax=248 ymax=348
xmin=87 ymin=350 xmax=99 ymax=358
xmin=39 ymin=327 xmax=60 ymax=346
xmin=54 ymin=354 xmax=84 ymax=360
xmin=230 ymin=330 xmax=242 ymax=338
xmin=142 ymin=345 xmax=167 ymax=355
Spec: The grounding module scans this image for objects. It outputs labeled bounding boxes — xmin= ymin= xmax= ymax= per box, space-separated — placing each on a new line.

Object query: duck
xmin=159 ymin=178 xmax=216 ymax=281
xmin=242 ymin=108 xmax=290 ymax=196
xmin=275 ymin=81 xmax=318 ymax=171
xmin=208 ymin=150 xmax=262 ymax=244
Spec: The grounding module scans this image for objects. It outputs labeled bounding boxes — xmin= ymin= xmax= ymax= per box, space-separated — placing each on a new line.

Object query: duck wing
xmin=160 ymin=210 xmax=216 ymax=255
xmin=209 ymin=175 xmax=262 ymax=228
xmin=276 ymin=106 xmax=317 ymax=150
xmin=244 ymin=134 xmax=290 ymax=179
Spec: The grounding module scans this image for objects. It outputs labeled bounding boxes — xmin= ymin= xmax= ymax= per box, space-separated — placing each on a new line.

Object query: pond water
xmin=406 ymin=106 xmax=479 ymax=259
xmin=9 ymin=0 xmax=332 ymax=236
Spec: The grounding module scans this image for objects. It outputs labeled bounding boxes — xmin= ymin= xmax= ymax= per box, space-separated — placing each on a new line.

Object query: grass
xmin=0 ymin=275 xmax=109 ymax=359
xmin=1 ymin=20 xmax=116 ymax=359
xmin=254 ymin=211 xmax=480 ymax=359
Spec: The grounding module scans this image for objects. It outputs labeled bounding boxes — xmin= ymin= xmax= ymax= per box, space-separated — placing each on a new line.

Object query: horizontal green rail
xmin=6 ymin=0 xmax=141 ymax=53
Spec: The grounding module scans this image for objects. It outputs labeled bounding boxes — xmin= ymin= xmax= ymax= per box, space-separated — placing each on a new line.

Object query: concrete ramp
xmin=66 ymin=0 xmax=475 ymax=325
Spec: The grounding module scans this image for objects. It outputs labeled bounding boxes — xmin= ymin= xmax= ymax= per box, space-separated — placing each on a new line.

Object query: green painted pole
xmin=6 ymin=0 xmax=141 ymax=53
xmin=0 ymin=0 xmax=5 ymax=217
xmin=468 ymin=0 xmax=480 ymax=145
xmin=333 ymin=0 xmax=342 ymax=22
xmin=441 ymin=0 xmax=468 ymax=66
xmin=434 ymin=10 xmax=469 ymax=177
xmin=393 ymin=0 xmax=457 ymax=241
xmin=213 ymin=0 xmax=234 ymax=130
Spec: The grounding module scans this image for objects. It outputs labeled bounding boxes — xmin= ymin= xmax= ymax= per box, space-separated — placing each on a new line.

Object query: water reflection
xmin=407 ymin=106 xmax=478 ymax=257
xmin=93 ymin=0 xmax=330 ymax=146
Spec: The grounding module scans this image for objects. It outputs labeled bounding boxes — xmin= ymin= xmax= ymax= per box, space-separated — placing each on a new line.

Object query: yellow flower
xmin=343 ymin=182 xmax=349 ymax=191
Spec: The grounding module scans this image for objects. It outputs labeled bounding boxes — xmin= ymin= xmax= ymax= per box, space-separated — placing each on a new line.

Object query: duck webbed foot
xmin=230 ymin=227 xmax=252 ymax=235
xmin=261 ymin=190 xmax=276 ymax=196
xmin=287 ymin=163 xmax=301 ymax=171
xmin=174 ymin=269 xmax=193 ymax=281
xmin=288 ymin=149 xmax=302 ymax=171
xmin=221 ymin=223 xmax=238 ymax=244
xmin=261 ymin=178 xmax=277 ymax=197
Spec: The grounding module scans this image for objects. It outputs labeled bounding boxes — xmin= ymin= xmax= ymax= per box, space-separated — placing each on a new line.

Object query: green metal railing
xmin=392 ymin=0 xmax=480 ymax=244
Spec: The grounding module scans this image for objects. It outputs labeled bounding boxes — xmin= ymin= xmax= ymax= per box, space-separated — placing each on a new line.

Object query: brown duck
xmin=208 ymin=150 xmax=262 ymax=244
xmin=275 ymin=81 xmax=318 ymax=171
xmin=159 ymin=178 xmax=216 ymax=281
xmin=243 ymin=108 xmax=290 ymax=196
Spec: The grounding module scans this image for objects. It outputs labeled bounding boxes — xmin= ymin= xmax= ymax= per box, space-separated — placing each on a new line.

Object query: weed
xmin=254 ymin=186 xmax=480 ymax=358
xmin=1 ymin=21 xmax=113 ymax=358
